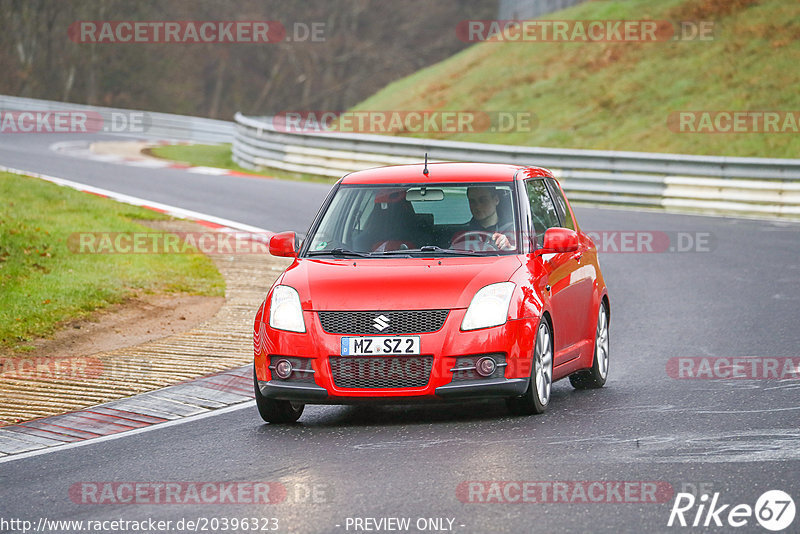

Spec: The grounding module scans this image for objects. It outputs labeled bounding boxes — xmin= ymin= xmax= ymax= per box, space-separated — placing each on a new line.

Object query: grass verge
xmin=146 ymin=144 xmax=335 ymax=184
xmin=0 ymin=171 xmax=225 ymax=352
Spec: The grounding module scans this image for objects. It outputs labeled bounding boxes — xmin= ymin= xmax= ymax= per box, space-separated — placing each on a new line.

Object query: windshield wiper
xmin=380 ymin=246 xmax=478 ymax=255
xmin=306 ymin=248 xmax=372 ymax=258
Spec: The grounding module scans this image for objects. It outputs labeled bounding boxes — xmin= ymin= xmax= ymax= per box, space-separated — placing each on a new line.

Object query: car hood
xmin=281 ymin=256 xmax=523 ymax=311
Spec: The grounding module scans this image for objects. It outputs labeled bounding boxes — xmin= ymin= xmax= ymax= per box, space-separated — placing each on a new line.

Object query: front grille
xmin=318 ymin=310 xmax=448 ymax=335
xmin=329 ymin=356 xmax=433 ymax=389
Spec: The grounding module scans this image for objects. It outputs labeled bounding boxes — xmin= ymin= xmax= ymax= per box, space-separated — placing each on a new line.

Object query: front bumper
xmin=257 ymin=377 xmax=529 ymax=404
xmin=254 ymin=308 xmax=537 ymax=404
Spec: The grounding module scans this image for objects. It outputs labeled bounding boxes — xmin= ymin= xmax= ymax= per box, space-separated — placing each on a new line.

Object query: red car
xmin=254 ymin=162 xmax=609 ymax=423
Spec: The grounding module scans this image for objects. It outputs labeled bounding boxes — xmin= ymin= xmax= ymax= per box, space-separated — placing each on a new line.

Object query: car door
xmin=524 ymin=178 xmax=591 ymax=365
xmin=544 ymin=178 xmax=596 ymax=349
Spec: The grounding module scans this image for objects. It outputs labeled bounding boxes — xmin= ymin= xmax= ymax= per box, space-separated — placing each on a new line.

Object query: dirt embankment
xmin=0 ymin=218 xmax=289 ymax=425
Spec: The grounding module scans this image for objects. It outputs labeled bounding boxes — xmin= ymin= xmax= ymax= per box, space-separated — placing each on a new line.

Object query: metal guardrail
xmin=2 ymin=94 xmax=796 ymax=218
xmin=233 ymin=113 xmax=800 ymax=218
xmin=0 ymin=95 xmax=234 ymax=144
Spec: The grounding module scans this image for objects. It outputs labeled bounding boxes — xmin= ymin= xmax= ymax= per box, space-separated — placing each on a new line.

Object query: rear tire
xmin=507 ymin=318 xmax=553 ymax=415
xmin=254 ymin=370 xmax=304 ymax=423
xmin=569 ymin=301 xmax=609 ymax=390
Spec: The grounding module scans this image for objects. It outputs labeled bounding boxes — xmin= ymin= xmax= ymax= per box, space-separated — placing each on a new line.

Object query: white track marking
xmin=0 ymin=165 xmax=269 ymax=233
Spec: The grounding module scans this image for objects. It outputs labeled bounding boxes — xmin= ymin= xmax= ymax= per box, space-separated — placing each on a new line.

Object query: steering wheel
xmin=450 ymin=231 xmax=499 ymax=251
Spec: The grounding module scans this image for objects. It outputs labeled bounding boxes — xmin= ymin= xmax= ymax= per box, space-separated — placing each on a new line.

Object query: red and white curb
xmin=51 ymin=139 xmax=260 ymax=178
xmin=0 ymin=366 xmax=254 ymax=460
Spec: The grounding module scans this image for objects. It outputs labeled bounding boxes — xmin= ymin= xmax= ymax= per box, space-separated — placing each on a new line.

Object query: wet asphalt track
xmin=1 ymin=133 xmax=799 ymax=533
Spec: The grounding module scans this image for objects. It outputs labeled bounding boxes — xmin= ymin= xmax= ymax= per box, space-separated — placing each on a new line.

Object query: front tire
xmin=507 ymin=318 xmax=553 ymax=415
xmin=254 ymin=370 xmax=304 ymax=423
xmin=569 ymin=301 xmax=609 ymax=390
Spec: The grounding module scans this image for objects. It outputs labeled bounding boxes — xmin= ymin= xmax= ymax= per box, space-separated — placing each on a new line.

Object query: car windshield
xmin=304 ymin=183 xmax=519 ymax=257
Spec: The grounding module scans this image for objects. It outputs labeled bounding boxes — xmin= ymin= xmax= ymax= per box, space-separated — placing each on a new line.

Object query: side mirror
xmin=537 ymin=228 xmax=579 ymax=254
xmin=269 ymin=231 xmax=297 ymax=257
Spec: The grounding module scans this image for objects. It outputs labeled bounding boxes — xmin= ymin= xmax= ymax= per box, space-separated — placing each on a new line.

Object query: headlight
xmin=269 ymin=285 xmax=306 ymax=333
xmin=461 ymin=282 xmax=515 ymax=331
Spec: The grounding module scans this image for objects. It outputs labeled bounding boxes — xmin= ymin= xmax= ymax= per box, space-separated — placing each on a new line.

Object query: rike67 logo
xmin=668 ymin=490 xmax=795 ymax=531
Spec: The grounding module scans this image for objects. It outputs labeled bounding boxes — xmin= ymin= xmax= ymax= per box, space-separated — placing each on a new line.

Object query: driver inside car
xmin=454 ymin=185 xmax=515 ymax=250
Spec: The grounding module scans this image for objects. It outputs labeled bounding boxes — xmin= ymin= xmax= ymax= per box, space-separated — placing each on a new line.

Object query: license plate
xmin=340 ymin=336 xmax=420 ymax=356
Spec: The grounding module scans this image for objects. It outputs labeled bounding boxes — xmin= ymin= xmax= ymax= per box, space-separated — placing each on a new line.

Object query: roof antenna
xmin=423 ymin=153 xmax=429 ymax=175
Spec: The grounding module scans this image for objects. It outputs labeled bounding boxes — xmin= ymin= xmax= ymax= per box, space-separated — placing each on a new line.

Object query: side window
xmin=545 ymin=178 xmax=575 ymax=230
xmin=525 ymin=179 xmax=561 ymax=246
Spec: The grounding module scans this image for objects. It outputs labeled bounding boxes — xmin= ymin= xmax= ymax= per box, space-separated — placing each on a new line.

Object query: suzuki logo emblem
xmin=373 ymin=314 xmax=390 ymax=331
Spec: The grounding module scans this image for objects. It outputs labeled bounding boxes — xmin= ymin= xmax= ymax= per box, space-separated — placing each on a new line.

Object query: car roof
xmin=340 ymin=162 xmax=554 ymax=185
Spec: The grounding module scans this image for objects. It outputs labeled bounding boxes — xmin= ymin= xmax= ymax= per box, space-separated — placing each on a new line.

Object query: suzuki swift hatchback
xmin=254 ymin=162 xmax=609 ymax=423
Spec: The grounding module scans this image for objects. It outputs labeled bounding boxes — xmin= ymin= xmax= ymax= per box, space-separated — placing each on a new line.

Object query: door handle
xmin=573 ymin=251 xmax=583 ymax=261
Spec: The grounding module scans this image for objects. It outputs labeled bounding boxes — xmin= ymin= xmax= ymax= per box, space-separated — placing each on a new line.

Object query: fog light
xmin=475 ymin=356 xmax=497 ymax=377
xmin=274 ymin=359 xmax=293 ymax=379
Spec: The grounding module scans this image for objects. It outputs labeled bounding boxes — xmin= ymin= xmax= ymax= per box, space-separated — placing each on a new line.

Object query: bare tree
xmin=0 ymin=0 xmax=498 ymax=117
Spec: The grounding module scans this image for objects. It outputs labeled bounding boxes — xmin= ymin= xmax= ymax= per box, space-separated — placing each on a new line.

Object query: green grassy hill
xmin=353 ymin=0 xmax=800 ymax=158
